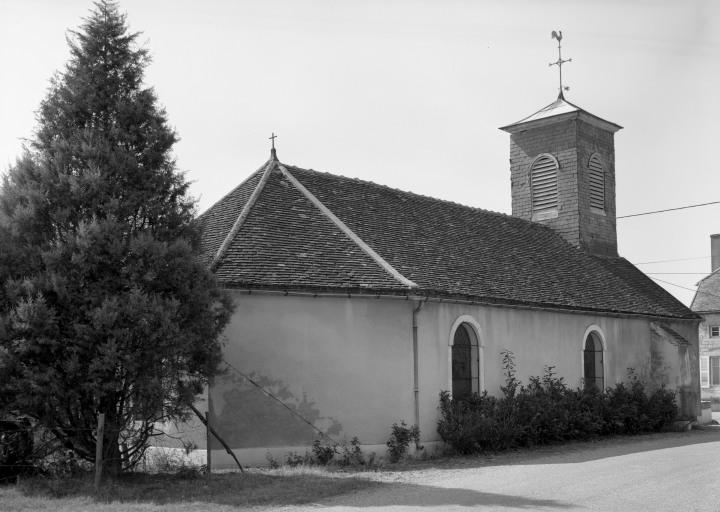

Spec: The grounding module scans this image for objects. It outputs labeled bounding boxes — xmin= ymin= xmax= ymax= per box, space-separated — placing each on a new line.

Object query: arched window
xmin=530 ymin=154 xmax=559 ymax=214
xmin=588 ymin=153 xmax=605 ymax=211
xmin=583 ymin=331 xmax=604 ymax=390
xmin=452 ymin=323 xmax=479 ymax=400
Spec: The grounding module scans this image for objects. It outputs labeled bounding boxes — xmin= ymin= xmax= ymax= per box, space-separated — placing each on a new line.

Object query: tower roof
xmin=500 ymin=95 xmax=623 ymax=134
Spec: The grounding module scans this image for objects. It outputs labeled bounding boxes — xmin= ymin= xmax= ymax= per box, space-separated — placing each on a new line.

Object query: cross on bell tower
xmin=549 ymin=30 xmax=572 ymax=99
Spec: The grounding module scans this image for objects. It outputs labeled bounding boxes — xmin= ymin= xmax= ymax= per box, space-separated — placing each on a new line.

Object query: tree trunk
xmin=103 ymin=424 xmax=122 ymax=477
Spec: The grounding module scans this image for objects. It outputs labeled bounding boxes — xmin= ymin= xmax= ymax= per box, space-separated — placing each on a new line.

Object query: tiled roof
xmin=691 ymin=270 xmax=720 ymax=312
xmin=199 ymin=158 xmax=696 ymax=320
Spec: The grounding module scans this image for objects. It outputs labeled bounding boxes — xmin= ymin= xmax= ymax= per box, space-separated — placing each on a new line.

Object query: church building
xmin=198 ymin=92 xmax=700 ymax=466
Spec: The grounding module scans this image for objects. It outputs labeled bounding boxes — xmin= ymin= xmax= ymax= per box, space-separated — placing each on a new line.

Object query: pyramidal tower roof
xmin=499 ymin=93 xmax=623 ymax=134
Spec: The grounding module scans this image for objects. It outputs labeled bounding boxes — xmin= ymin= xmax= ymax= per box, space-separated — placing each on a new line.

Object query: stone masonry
xmin=509 ymin=118 xmax=618 ymax=256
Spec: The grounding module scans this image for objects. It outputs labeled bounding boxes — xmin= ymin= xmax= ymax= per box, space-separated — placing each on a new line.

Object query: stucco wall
xmin=417 ymin=302 xmax=698 ymax=438
xmin=210 ymin=292 xmax=698 ymax=466
xmin=211 ymin=292 xmax=414 ymax=450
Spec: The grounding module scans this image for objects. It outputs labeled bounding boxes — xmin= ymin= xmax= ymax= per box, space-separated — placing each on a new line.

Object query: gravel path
xmin=287 ymin=430 xmax=720 ymax=511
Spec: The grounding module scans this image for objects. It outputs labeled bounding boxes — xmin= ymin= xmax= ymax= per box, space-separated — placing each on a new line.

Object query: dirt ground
xmin=289 ymin=429 xmax=720 ymax=512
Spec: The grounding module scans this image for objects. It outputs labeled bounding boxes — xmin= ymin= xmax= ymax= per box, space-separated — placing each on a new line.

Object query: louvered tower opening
xmin=531 ymin=155 xmax=559 ymax=213
xmin=588 ymin=154 xmax=605 ymax=211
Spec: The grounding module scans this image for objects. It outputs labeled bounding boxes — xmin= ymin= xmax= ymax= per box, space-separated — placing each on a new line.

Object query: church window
xmin=583 ymin=331 xmax=604 ymax=391
xmin=588 ymin=153 xmax=605 ymax=211
xmin=452 ymin=323 xmax=479 ymax=400
xmin=530 ymin=154 xmax=559 ymax=215
xmin=710 ymin=325 xmax=719 ymax=338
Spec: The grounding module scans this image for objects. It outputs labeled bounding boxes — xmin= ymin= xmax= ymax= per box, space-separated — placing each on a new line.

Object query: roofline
xmin=500 ymin=110 xmax=623 ymax=134
xmin=209 ymin=158 xmax=275 ymax=270
xmin=278 ymin=163 xmax=418 ymax=289
xmin=219 ymin=283 xmax=701 ymax=322
xmin=695 ymin=267 xmax=720 ymax=286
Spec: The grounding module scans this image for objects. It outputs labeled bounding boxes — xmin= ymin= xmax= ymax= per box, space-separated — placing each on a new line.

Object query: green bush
xmin=438 ymin=352 xmax=677 ymax=454
xmin=386 ymin=421 xmax=420 ymax=462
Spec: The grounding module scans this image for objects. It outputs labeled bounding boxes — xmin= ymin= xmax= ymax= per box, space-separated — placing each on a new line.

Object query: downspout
xmin=412 ymin=299 xmax=426 ymax=435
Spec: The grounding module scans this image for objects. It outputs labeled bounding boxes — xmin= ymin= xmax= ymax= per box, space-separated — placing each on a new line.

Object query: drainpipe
xmin=412 ymin=299 xmax=426 ymax=433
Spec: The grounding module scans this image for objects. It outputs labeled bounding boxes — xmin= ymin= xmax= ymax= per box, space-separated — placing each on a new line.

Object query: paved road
xmin=294 ymin=430 xmax=720 ymax=512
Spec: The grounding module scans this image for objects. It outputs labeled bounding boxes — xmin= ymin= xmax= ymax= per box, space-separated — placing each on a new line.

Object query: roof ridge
xmin=278 ymin=164 xmax=418 ymax=289
xmin=210 ymin=159 xmax=276 ymax=270
xmin=283 ymin=164 xmax=525 ymax=223
xmin=197 ymin=161 xmax=271 ymax=221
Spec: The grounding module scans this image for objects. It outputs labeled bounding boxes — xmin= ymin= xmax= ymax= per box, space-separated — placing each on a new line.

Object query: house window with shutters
xmin=530 ymin=154 xmax=559 ymax=220
xmin=701 ymin=356 xmax=720 ymax=388
xmin=588 ymin=153 xmax=605 ymax=213
xmin=710 ymin=325 xmax=720 ymax=338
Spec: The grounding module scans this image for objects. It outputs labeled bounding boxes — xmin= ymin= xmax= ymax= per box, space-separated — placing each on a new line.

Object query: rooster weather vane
xmin=549 ymin=30 xmax=571 ymax=98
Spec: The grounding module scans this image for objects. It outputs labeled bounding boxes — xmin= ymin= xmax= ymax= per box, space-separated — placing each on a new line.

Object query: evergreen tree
xmin=0 ymin=1 xmax=233 ymax=474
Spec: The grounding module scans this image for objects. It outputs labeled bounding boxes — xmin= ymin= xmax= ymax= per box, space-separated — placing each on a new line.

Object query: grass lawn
xmin=0 ymin=467 xmax=381 ymax=512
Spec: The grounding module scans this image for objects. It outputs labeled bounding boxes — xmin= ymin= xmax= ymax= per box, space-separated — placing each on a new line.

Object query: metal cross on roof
xmin=269 ymin=132 xmax=278 ymax=149
xmin=549 ymin=30 xmax=572 ymax=98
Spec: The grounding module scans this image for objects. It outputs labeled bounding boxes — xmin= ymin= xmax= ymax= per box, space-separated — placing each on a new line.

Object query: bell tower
xmin=499 ymin=32 xmax=622 ymax=257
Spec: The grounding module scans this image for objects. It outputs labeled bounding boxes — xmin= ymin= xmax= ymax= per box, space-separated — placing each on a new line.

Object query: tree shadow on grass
xmin=15 ymin=470 xmax=571 ymax=509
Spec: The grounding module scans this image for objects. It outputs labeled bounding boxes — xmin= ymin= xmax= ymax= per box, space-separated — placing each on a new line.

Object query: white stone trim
xmin=278 ymin=164 xmax=418 ymax=289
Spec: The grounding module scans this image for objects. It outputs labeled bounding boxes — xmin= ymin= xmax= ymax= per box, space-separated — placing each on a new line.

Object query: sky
xmin=1 ymin=0 xmax=719 ymax=306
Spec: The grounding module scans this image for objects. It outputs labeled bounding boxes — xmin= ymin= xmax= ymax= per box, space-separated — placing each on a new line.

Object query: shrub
xmin=386 ymin=421 xmax=420 ymax=463
xmin=338 ymin=437 xmax=365 ymax=467
xmin=311 ymin=440 xmax=336 ymax=465
xmin=438 ymin=354 xmax=677 ymax=454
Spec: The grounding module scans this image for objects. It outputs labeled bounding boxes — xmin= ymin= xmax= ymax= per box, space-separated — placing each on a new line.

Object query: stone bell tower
xmin=499 ymin=33 xmax=622 ymax=257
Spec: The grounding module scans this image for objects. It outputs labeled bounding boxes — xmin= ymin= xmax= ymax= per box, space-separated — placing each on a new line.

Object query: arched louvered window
xmin=588 ymin=154 xmax=605 ymax=211
xmin=530 ymin=154 xmax=559 ymax=214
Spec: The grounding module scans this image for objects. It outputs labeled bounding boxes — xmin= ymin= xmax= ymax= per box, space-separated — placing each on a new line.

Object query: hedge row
xmin=438 ymin=351 xmax=677 ymax=454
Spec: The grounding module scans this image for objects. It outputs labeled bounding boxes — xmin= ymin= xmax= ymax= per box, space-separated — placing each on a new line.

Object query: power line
xmin=648 ymin=276 xmax=720 ymax=304
xmin=618 ymin=200 xmax=720 ymax=219
xmin=644 ymin=272 xmax=709 ymax=275
xmin=648 ymin=276 xmax=706 ymax=297
xmin=633 ymin=256 xmax=709 ymax=265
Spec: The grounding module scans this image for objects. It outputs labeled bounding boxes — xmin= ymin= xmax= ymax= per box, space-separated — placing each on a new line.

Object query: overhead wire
xmin=632 ymin=256 xmax=710 ymax=265
xmin=618 ymin=200 xmax=720 ymax=219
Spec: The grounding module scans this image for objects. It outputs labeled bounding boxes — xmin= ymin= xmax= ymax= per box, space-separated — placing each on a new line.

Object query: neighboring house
xmin=691 ymin=234 xmax=720 ymax=408
xmin=198 ymin=93 xmax=700 ymax=467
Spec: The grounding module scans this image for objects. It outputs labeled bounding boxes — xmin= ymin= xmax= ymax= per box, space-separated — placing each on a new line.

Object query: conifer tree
xmin=0 ymin=1 xmax=232 ymax=474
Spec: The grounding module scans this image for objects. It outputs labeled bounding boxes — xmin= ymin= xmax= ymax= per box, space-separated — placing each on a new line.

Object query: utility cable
xmin=618 ymin=200 xmax=720 ymax=219
xmin=632 ymin=256 xmax=710 ymax=265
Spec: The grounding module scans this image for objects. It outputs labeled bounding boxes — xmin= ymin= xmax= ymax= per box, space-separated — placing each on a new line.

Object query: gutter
xmin=411 ymin=299 xmax=426 ymax=434
xmin=224 ymin=287 xmax=699 ymax=323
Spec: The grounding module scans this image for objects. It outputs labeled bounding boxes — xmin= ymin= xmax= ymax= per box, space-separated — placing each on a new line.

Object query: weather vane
xmin=549 ymin=30 xmax=571 ymax=98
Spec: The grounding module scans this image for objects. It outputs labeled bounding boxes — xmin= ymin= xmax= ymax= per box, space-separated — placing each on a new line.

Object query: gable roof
xmin=199 ymin=158 xmax=696 ymax=320
xmin=691 ymin=270 xmax=720 ymax=313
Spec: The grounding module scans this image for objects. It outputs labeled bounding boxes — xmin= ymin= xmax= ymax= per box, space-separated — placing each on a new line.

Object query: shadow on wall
xmin=212 ymin=372 xmax=343 ymax=449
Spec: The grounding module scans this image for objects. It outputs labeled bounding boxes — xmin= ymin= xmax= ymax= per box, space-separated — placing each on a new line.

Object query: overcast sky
xmin=1 ymin=0 xmax=719 ymax=306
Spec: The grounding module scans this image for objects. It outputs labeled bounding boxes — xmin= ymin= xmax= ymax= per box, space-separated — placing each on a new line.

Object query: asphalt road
xmin=294 ymin=430 xmax=720 ymax=512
